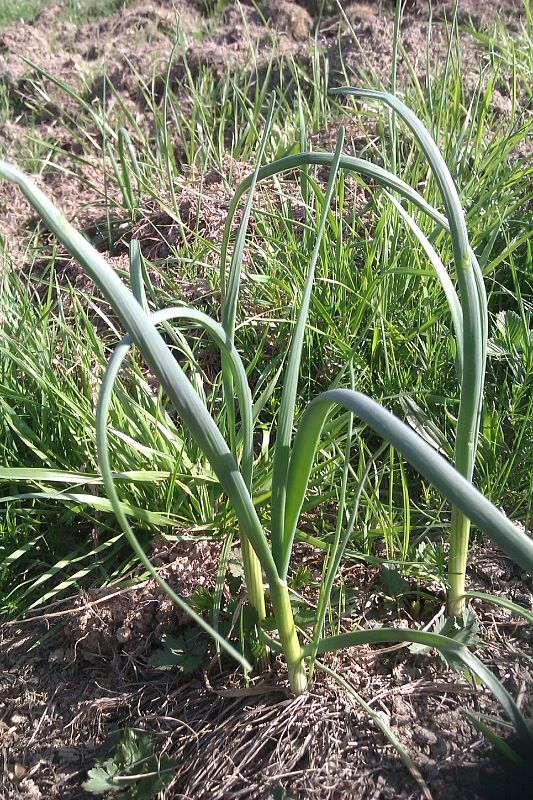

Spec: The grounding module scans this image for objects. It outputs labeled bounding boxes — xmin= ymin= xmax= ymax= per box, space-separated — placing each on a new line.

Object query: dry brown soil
xmin=1 ymin=539 xmax=532 ymax=799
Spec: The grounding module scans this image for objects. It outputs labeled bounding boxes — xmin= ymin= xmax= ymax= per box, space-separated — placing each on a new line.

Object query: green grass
xmin=0 ymin=0 xmax=136 ymax=29
xmin=0 ymin=0 xmax=50 ymax=28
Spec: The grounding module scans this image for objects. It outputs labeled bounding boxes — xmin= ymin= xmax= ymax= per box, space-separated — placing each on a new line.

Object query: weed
xmin=83 ymin=727 xmax=176 ymax=798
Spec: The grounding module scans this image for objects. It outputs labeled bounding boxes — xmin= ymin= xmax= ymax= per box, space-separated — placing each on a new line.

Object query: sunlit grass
xmin=1 ymin=3 xmax=532 ymax=613
xmin=0 ymin=0 xmax=137 ymax=30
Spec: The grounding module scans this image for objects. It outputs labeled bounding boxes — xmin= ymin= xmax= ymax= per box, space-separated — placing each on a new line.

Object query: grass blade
xmin=316 ymin=659 xmax=432 ymax=800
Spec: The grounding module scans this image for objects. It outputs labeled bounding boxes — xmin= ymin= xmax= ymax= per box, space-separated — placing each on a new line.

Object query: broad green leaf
xmin=151 ymin=630 xmax=207 ymax=673
xmin=380 ymin=564 xmax=409 ymax=598
xmin=83 ymin=766 xmax=122 ymax=794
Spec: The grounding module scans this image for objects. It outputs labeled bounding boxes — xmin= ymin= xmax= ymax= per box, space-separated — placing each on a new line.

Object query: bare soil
xmin=1 ymin=1 xmax=532 ymax=798
xmin=1 ymin=540 xmax=532 ymax=799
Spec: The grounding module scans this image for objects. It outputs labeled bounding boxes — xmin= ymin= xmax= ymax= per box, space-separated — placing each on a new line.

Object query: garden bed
xmin=1 ymin=2 xmax=532 ymax=799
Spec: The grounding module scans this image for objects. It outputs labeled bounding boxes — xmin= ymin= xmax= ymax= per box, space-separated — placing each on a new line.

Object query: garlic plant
xmin=2 ymin=90 xmax=532 ymax=742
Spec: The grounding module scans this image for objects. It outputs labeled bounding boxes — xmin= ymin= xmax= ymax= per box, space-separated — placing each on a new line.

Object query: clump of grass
xmin=0 ymin=0 xmax=138 ymax=30
xmin=2 ymin=90 xmax=533 ymax=757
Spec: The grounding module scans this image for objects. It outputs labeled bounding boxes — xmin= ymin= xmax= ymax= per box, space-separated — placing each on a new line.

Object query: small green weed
xmin=83 ymin=727 xmax=176 ymax=798
xmin=151 ymin=629 xmax=208 ymax=673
